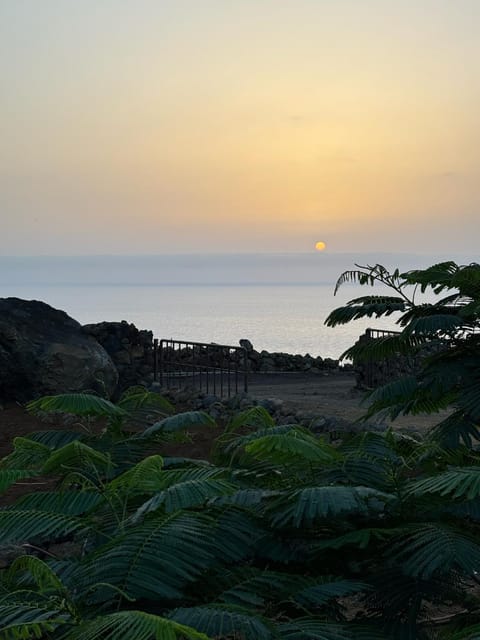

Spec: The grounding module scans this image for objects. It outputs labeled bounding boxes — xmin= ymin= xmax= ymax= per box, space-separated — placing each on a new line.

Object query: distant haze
xmin=1 ymin=1 xmax=479 ymax=256
xmin=1 ymin=252 xmax=477 ymax=288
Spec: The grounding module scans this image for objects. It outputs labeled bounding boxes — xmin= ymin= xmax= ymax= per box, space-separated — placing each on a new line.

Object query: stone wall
xmin=159 ymin=338 xmax=344 ymax=375
xmin=242 ymin=344 xmax=341 ymax=373
xmin=83 ymin=324 xmax=346 ymax=395
xmin=83 ymin=321 xmax=154 ymax=394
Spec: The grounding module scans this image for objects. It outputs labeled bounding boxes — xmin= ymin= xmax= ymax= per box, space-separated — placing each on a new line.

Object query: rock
xmin=83 ymin=321 xmax=154 ymax=393
xmin=201 ymin=394 xmax=220 ymax=408
xmin=258 ymin=397 xmax=284 ymax=414
xmin=0 ymin=298 xmax=118 ymax=402
xmin=208 ymin=401 xmax=227 ymax=420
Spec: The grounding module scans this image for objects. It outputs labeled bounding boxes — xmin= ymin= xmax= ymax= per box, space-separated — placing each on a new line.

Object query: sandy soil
xmin=248 ymin=371 xmax=450 ymax=432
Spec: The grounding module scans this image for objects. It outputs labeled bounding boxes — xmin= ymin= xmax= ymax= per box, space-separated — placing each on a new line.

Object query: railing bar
xmin=156 ymin=339 xmax=248 ymax=398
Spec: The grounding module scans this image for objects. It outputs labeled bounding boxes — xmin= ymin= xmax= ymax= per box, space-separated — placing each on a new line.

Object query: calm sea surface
xmin=1 ymin=252 xmax=456 ymax=359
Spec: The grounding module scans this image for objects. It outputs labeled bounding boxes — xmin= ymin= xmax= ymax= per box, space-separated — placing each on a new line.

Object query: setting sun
xmin=315 ymin=241 xmax=327 ymax=252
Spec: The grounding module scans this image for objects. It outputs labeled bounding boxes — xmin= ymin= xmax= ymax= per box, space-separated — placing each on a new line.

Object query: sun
xmin=315 ymin=241 xmax=327 ymax=251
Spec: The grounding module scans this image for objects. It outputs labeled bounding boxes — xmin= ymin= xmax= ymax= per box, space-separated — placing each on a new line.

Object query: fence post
xmin=243 ymin=348 xmax=248 ymax=393
xmin=153 ymin=338 xmax=158 ymax=382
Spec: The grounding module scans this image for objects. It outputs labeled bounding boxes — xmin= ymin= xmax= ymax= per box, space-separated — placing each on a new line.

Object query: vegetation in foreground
xmin=326 ymin=260 xmax=480 ymax=448
xmin=1 ymin=260 xmax=480 ymax=639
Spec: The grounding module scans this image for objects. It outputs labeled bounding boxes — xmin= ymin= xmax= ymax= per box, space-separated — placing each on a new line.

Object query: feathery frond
xmin=140 ymin=411 xmax=216 ymax=437
xmin=270 ymin=486 xmax=396 ymax=528
xmin=169 ymin=605 xmax=274 ymax=640
xmin=64 ymin=610 xmax=209 ymax=640
xmin=0 ymin=510 xmax=85 ymax=544
xmin=0 ymin=470 xmax=37 ymax=494
xmin=390 ymin=523 xmax=480 ymax=578
xmin=0 ymin=603 xmax=70 ymax=640
xmin=27 ymin=393 xmax=126 ymax=418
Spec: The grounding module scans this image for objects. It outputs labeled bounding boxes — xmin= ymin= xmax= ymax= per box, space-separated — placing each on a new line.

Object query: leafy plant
xmin=325 ymin=261 xmax=480 ymax=447
xmin=3 ymin=365 xmax=480 ymax=637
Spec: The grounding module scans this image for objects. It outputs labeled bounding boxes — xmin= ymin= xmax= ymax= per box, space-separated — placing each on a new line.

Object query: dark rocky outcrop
xmin=0 ymin=298 xmax=118 ymax=402
xmin=83 ymin=321 xmax=154 ymax=393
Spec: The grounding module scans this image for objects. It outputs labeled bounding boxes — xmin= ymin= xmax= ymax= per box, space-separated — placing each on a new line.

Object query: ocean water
xmin=0 ymin=253 xmax=465 ymax=359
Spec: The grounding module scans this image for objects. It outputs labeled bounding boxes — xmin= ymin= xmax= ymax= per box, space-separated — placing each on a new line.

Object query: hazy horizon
xmin=2 ymin=251 xmax=477 ymax=288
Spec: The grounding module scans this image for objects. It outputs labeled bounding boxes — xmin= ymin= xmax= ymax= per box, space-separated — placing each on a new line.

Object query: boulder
xmin=83 ymin=321 xmax=154 ymax=392
xmin=0 ymin=298 xmax=118 ymax=402
xmin=239 ymin=338 xmax=254 ymax=352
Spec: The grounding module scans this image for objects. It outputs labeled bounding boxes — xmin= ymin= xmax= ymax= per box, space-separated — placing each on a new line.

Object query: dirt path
xmin=248 ymin=371 xmax=450 ymax=432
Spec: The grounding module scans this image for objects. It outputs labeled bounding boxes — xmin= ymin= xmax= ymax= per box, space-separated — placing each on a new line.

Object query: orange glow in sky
xmin=0 ymin=1 xmax=479 ymax=255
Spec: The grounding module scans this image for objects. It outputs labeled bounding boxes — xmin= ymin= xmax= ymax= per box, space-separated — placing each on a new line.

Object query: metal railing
xmin=153 ymin=339 xmax=248 ymax=397
xmin=365 ymin=327 xmax=401 ymax=340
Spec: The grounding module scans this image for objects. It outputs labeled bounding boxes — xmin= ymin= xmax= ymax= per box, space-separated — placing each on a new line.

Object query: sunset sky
xmin=1 ymin=0 xmax=479 ymax=256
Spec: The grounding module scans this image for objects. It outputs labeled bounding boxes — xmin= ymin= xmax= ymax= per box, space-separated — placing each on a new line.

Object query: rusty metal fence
xmin=153 ymin=339 xmax=248 ymax=397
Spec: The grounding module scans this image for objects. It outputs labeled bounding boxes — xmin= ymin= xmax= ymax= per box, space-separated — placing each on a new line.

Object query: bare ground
xmin=248 ymin=371 xmax=450 ymax=432
xmin=0 ymin=371 xmax=449 ymax=463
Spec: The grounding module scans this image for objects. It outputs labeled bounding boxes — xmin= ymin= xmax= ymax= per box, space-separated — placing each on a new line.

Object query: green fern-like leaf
xmin=27 ymin=393 xmax=126 ymax=418
xmin=403 ymin=313 xmax=465 ymax=336
xmin=227 ymin=406 xmax=276 ymax=430
xmin=223 ymin=424 xmax=303 ymax=456
xmin=277 ymin=618 xmax=385 ymax=639
xmin=169 ymin=605 xmax=274 ymax=640
xmin=42 ymin=441 xmax=113 ymax=475
xmin=6 ymin=556 xmax=65 ymax=594
xmin=403 ymin=261 xmax=459 ymax=292
xmin=132 ymin=468 xmax=237 ymax=518
xmin=64 ymin=610 xmax=209 ymax=640
xmin=429 ymin=410 xmax=480 ymax=449
xmin=294 ymin=577 xmax=371 ymax=607
xmin=0 ymin=509 xmax=86 ymax=545
xmin=81 ymin=512 xmax=216 ymax=601
xmin=333 ymin=263 xmax=404 ymax=295
xmin=0 ymin=603 xmax=70 ymax=640
xmin=244 ymin=430 xmax=338 ymax=465
xmin=390 ymin=523 xmax=480 ymax=579
xmin=213 ymin=568 xmax=310 ymax=607
xmin=107 ymin=454 xmax=164 ymax=493
xmin=118 ymin=387 xmax=174 ymax=414
xmin=407 ymin=466 xmax=480 ymax=500
xmin=14 ymin=490 xmax=104 ymax=516
xmin=207 ymin=506 xmax=264 ymax=563
xmin=1 ymin=438 xmax=51 ymax=471
xmin=211 ymin=488 xmax=280 ymax=508
xmin=140 ymin=411 xmax=216 ymax=437
xmin=271 ymin=486 xmax=396 ymax=528
xmin=0 ymin=470 xmax=38 ymax=493
xmin=325 ymin=296 xmax=406 ymax=327
xmin=314 ymin=527 xmax=403 ymax=551
xmin=341 ymin=333 xmax=425 ymax=364
xmin=26 ymin=430 xmax=84 ymax=449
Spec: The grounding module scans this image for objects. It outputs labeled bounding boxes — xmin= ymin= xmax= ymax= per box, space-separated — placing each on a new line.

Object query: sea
xmin=0 ymin=252 xmax=472 ymax=360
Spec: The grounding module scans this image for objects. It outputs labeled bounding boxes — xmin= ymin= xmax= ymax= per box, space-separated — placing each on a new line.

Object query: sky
xmin=1 ymin=0 xmax=479 ymax=256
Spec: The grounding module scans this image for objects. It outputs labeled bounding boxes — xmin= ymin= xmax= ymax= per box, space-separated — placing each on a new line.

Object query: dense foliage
xmin=2 ymin=260 xmax=480 ymax=639
xmin=1 ymin=386 xmax=480 ymax=639
xmin=325 ymin=261 xmax=480 ymax=448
